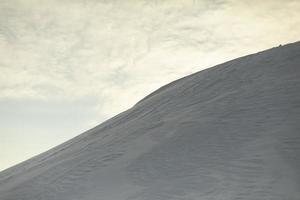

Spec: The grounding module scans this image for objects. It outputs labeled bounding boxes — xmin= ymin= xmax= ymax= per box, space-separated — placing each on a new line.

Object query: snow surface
xmin=0 ymin=42 xmax=300 ymax=200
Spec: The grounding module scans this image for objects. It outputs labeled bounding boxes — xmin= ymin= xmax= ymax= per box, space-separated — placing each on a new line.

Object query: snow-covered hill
xmin=0 ymin=42 xmax=300 ymax=200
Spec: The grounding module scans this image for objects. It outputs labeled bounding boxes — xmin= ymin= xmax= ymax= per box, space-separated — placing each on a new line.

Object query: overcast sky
xmin=0 ymin=0 xmax=299 ymax=171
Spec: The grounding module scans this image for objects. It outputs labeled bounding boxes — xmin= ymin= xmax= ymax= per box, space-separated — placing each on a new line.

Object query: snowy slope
xmin=0 ymin=42 xmax=300 ymax=200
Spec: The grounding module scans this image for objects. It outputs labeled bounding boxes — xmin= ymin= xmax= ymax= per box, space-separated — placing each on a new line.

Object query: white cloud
xmin=1 ymin=0 xmax=300 ymax=114
xmin=0 ymin=0 xmax=299 ymax=170
xmin=1 ymin=0 xmax=299 ymax=115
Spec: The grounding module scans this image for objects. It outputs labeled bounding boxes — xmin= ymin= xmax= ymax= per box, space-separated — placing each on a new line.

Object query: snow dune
xmin=0 ymin=42 xmax=300 ymax=200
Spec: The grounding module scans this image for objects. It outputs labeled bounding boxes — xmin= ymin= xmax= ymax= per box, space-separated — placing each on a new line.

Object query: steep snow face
xmin=0 ymin=42 xmax=300 ymax=200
